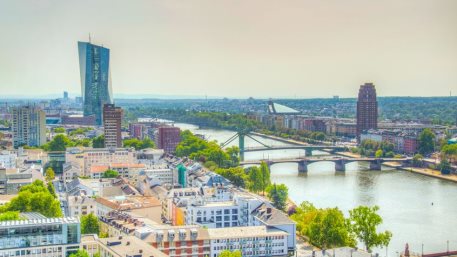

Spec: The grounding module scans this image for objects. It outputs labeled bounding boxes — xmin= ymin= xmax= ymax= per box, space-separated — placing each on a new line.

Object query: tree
xmin=418 ymin=128 xmax=436 ymax=155
xmin=259 ymin=161 xmax=271 ymax=195
xmin=412 ymin=154 xmax=424 ymax=167
xmin=248 ymin=166 xmax=262 ymax=193
xmin=92 ymin=135 xmax=105 ymax=148
xmin=349 ymin=206 xmax=392 ymax=251
xmin=215 ymin=167 xmax=247 ymax=188
xmin=103 ymin=169 xmax=119 ymax=178
xmin=307 ymin=208 xmax=355 ymax=249
xmin=45 ymin=167 xmax=55 ymax=182
xmin=81 ymin=213 xmax=100 ymax=235
xmin=47 ymin=182 xmax=57 ymax=198
xmin=123 ymin=137 xmax=156 ymax=150
xmin=375 ymin=149 xmax=383 ymax=158
xmin=438 ymin=159 xmax=452 ymax=174
xmin=53 ymin=127 xmax=66 ymax=133
xmin=0 ymin=211 xmax=21 ymax=221
xmin=46 ymin=134 xmax=72 ymax=151
xmin=267 ymin=183 xmax=289 ymax=211
xmin=219 ymin=250 xmax=242 ymax=257
xmin=69 ymin=250 xmax=90 ymax=257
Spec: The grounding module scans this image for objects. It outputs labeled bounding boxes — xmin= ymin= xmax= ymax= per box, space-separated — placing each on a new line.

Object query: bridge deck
xmin=240 ymin=157 xmax=410 ymax=165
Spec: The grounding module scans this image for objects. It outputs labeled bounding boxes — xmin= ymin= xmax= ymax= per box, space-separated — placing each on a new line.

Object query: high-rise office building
xmin=12 ymin=105 xmax=46 ymax=148
xmin=156 ymin=126 xmax=181 ymax=153
xmin=63 ymin=91 xmax=69 ymax=100
xmin=78 ymin=41 xmax=113 ymax=125
xmin=356 ymin=83 xmax=378 ymax=141
xmin=103 ymin=104 xmax=122 ymax=148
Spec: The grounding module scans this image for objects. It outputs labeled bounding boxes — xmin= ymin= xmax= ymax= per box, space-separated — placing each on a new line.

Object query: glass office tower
xmin=78 ymin=41 xmax=113 ymax=125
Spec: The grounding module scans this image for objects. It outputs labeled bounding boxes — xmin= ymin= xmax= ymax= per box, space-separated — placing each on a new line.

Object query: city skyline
xmin=0 ymin=0 xmax=456 ymax=98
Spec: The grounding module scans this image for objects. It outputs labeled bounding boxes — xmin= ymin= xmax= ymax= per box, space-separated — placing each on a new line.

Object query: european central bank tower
xmin=78 ymin=41 xmax=113 ymax=125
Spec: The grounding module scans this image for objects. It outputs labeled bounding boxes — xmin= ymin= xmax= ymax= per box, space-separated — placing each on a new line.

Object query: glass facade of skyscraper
xmin=78 ymin=41 xmax=113 ymax=125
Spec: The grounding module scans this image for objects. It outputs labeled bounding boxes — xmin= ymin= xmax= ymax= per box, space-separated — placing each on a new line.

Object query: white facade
xmin=67 ymin=195 xmax=97 ymax=217
xmin=208 ymin=226 xmax=288 ymax=257
xmin=0 ymin=152 xmax=16 ymax=168
xmin=142 ymin=166 xmax=176 ymax=185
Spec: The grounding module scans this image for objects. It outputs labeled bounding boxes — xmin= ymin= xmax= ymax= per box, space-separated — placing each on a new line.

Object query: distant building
xmin=78 ymin=41 xmax=113 ymax=125
xmin=103 ymin=104 xmax=123 ymax=148
xmin=63 ymin=91 xmax=69 ymax=99
xmin=0 ymin=213 xmax=80 ymax=257
xmin=356 ymin=83 xmax=378 ymax=141
xmin=12 ymin=105 xmax=46 ymax=148
xmin=65 ymin=147 xmax=137 ymax=176
xmin=267 ymin=100 xmax=300 ymax=115
xmin=129 ymin=123 xmax=146 ymax=139
xmin=61 ymin=114 xmax=96 ymax=126
xmin=156 ymin=126 xmax=181 ymax=153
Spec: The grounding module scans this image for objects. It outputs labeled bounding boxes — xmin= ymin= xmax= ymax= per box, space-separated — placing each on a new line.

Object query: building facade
xmin=12 ymin=106 xmax=46 ymax=148
xmin=78 ymin=41 xmax=113 ymax=125
xmin=356 ymin=83 xmax=378 ymax=141
xmin=0 ymin=214 xmax=80 ymax=257
xmin=103 ymin=104 xmax=123 ymax=148
xmin=157 ymin=126 xmax=181 ymax=153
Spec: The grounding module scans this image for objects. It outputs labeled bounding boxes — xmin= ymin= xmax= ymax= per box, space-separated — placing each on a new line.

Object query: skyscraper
xmin=103 ymin=104 xmax=123 ymax=148
xmin=356 ymin=83 xmax=378 ymax=141
xmin=12 ymin=105 xmax=46 ymax=148
xmin=78 ymin=41 xmax=113 ymax=125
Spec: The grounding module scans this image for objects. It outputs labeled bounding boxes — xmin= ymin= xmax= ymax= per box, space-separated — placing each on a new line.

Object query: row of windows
xmin=215 ymin=236 xmax=284 ymax=243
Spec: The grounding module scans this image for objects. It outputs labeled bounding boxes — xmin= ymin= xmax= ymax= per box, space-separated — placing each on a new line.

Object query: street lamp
xmin=421 ymin=243 xmax=424 ymax=257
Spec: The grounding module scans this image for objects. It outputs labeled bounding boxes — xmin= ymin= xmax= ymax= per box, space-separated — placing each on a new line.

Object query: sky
xmin=0 ymin=0 xmax=456 ymax=99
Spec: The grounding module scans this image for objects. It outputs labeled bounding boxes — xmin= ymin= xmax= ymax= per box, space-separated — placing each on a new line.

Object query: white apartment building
xmin=208 ymin=226 xmax=289 ymax=257
xmin=67 ymin=195 xmax=97 ymax=217
xmin=0 ymin=151 xmax=16 ymax=168
xmin=141 ymin=164 xmax=176 ymax=185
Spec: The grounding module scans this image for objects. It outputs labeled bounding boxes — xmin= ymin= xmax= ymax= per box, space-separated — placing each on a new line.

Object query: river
xmin=175 ymin=123 xmax=457 ymax=256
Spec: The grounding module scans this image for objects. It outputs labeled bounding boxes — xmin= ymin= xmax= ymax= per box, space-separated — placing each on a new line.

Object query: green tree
xmin=438 ymin=159 xmax=452 ymax=174
xmin=53 ymin=127 xmax=66 ymax=133
xmin=307 ymin=208 xmax=355 ymax=249
xmin=248 ymin=166 xmax=262 ymax=193
xmin=259 ymin=161 xmax=271 ymax=195
xmin=412 ymin=154 xmax=424 ymax=167
xmin=103 ymin=169 xmax=119 ymax=178
xmin=215 ymin=167 xmax=247 ymax=187
xmin=81 ymin=213 xmax=100 ymax=235
xmin=46 ymin=134 xmax=72 ymax=151
xmin=219 ymin=250 xmax=242 ymax=257
xmin=47 ymin=182 xmax=57 ymax=198
xmin=45 ymin=167 xmax=55 ymax=182
xmin=418 ymin=128 xmax=436 ymax=155
xmin=92 ymin=135 xmax=105 ymax=148
xmin=375 ymin=149 xmax=383 ymax=158
xmin=0 ymin=211 xmax=21 ymax=221
xmin=349 ymin=206 xmax=392 ymax=251
xmin=69 ymin=249 xmax=90 ymax=257
xmin=267 ymin=183 xmax=289 ymax=211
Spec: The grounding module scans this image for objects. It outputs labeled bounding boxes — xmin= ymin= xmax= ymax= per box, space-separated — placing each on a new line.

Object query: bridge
xmin=243 ymin=145 xmax=347 ymax=156
xmin=221 ymin=129 xmax=347 ymax=161
xmin=240 ymin=157 xmax=412 ymax=172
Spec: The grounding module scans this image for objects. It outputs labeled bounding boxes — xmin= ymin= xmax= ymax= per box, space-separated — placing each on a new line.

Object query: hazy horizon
xmin=1 ymin=0 xmax=456 ymax=98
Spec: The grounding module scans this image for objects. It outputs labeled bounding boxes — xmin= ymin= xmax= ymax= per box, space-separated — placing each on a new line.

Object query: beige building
xmin=67 ymin=195 xmax=97 ymax=217
xmin=65 ymin=148 xmax=137 ymax=176
xmin=81 ymin=234 xmax=168 ymax=257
